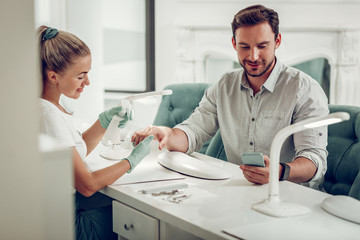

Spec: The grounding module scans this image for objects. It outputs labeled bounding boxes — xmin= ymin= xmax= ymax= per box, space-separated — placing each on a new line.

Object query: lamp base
xmin=100 ymin=146 xmax=132 ymax=160
xmin=253 ymin=196 xmax=311 ymax=217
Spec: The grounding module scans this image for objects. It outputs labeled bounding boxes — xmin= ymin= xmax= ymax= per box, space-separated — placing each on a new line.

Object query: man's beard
xmin=240 ymin=58 xmax=274 ymax=78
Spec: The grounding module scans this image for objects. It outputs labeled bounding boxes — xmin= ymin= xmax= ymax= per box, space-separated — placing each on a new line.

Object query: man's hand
xmin=240 ymin=155 xmax=271 ymax=184
xmin=132 ymin=126 xmax=172 ymax=150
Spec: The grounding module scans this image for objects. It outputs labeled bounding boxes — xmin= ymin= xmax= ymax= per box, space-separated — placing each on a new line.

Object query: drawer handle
xmin=124 ymin=224 xmax=134 ymax=231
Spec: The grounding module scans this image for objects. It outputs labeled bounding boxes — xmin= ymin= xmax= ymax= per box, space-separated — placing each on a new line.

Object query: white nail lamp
xmin=252 ymin=112 xmax=350 ymax=217
xmin=100 ymin=90 xmax=173 ymax=160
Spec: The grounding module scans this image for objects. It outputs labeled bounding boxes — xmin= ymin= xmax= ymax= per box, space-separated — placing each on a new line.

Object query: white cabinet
xmin=112 ymin=200 xmax=203 ymax=240
xmin=113 ymin=200 xmax=159 ymax=240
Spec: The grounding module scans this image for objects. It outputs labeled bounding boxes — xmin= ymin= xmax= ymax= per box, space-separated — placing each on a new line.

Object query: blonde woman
xmin=38 ymin=26 xmax=153 ymax=240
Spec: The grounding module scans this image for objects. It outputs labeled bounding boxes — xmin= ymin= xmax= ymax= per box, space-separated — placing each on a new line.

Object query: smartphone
xmin=241 ymin=152 xmax=265 ymax=167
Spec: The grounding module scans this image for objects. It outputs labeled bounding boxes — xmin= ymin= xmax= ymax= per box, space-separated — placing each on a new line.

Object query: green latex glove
xmin=99 ymin=99 xmax=134 ymax=129
xmin=124 ymin=135 xmax=154 ymax=173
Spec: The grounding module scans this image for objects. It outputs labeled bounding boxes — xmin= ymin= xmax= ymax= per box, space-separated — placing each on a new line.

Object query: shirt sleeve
xmin=293 ymin=76 xmax=329 ymax=188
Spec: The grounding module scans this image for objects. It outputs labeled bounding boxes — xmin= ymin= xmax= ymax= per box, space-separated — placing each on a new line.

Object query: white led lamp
xmin=100 ymin=90 xmax=173 ymax=160
xmin=253 ymin=112 xmax=350 ymax=217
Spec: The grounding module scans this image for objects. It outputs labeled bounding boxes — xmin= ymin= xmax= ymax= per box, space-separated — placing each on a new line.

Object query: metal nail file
xmin=140 ymin=183 xmax=188 ymax=194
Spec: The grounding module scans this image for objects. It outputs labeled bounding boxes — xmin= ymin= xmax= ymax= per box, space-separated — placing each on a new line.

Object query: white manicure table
xmin=86 ymin=145 xmax=360 ymax=240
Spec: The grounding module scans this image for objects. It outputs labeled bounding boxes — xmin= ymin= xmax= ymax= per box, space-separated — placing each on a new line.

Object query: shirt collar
xmin=262 ymin=58 xmax=283 ymax=93
xmin=241 ymin=58 xmax=283 ymax=93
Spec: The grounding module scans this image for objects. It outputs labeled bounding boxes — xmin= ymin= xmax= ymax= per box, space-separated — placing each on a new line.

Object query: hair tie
xmin=42 ymin=27 xmax=58 ymax=41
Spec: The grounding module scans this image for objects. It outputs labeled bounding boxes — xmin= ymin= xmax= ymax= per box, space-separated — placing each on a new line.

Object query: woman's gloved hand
xmin=99 ymin=99 xmax=133 ymax=129
xmin=124 ymin=135 xmax=154 ymax=173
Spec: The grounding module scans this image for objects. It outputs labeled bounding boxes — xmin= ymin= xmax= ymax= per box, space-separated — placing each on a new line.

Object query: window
xmin=103 ymin=0 xmax=155 ymax=93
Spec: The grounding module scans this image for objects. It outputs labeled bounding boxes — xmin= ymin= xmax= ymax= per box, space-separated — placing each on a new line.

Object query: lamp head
xmin=304 ymin=112 xmax=350 ymax=129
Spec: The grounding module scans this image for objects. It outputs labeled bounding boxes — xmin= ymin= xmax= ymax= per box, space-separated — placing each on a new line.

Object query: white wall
xmin=155 ymin=0 xmax=360 ymax=91
xmin=0 ymin=0 xmax=44 ymax=239
xmin=33 ymin=1 xmax=360 ymax=128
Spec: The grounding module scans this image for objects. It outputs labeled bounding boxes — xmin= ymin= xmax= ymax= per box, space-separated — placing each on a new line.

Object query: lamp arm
xmin=268 ymin=123 xmax=308 ymax=199
xmin=268 ymin=112 xmax=350 ymax=199
xmin=254 ymin=112 xmax=349 ymax=217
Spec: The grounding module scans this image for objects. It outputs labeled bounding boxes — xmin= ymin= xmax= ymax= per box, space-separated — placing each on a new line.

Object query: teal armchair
xmin=325 ymin=105 xmax=360 ymax=199
xmin=205 ymin=130 xmax=227 ymax=161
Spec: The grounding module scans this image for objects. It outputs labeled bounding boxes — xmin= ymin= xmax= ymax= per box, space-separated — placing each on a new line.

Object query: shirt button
xmin=251 ymin=118 xmax=255 ymax=121
xmin=250 ymin=142 xmax=253 ymax=146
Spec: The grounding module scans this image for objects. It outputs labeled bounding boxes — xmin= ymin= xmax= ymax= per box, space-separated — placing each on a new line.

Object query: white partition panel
xmin=0 ymin=0 xmax=44 ymax=239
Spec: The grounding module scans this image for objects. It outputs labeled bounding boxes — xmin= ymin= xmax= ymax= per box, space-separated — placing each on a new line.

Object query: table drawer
xmin=113 ymin=200 xmax=159 ymax=240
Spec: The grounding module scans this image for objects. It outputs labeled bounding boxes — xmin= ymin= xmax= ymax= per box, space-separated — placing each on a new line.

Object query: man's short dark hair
xmin=231 ymin=5 xmax=279 ymax=41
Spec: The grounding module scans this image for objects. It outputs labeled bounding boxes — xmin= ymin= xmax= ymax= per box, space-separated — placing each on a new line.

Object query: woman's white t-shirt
xmin=39 ymin=98 xmax=87 ymax=160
